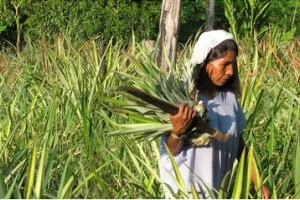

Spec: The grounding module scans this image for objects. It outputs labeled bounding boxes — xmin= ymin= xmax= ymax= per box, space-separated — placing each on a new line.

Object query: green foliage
xmin=0 ymin=0 xmax=162 ymax=45
xmin=296 ymin=129 xmax=300 ymax=198
xmin=0 ymin=35 xmax=165 ymax=198
xmin=223 ymin=0 xmax=300 ymax=40
xmin=268 ymin=0 xmax=300 ymax=35
xmin=223 ymin=0 xmax=272 ymax=40
xmin=0 ymin=26 xmax=299 ymax=198
xmin=0 ymin=0 xmax=15 ymax=27
xmin=1 ymin=0 xmax=299 ymax=51
xmin=238 ymin=27 xmax=300 ymax=198
xmin=180 ymin=0 xmax=206 ymax=43
xmin=179 ymin=0 xmax=229 ymax=43
xmin=0 ymin=25 xmax=6 ymax=31
xmin=0 ymin=0 xmax=16 ymax=43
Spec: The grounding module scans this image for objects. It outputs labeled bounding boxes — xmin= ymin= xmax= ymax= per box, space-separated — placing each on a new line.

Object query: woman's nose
xmin=226 ymin=65 xmax=234 ymax=76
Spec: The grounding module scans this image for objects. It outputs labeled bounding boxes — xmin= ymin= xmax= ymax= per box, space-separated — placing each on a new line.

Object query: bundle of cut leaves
xmin=102 ymin=51 xmax=213 ymax=146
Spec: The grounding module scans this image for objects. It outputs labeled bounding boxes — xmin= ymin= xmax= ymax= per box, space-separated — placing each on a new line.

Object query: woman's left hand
xmin=262 ymin=184 xmax=270 ymax=199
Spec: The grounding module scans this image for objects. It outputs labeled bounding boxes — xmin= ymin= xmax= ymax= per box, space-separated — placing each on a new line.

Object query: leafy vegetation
xmin=0 ymin=25 xmax=299 ymax=197
xmin=2 ymin=0 xmax=299 ymax=48
xmin=0 ymin=0 xmax=162 ymax=45
xmin=0 ymin=0 xmax=299 ymax=198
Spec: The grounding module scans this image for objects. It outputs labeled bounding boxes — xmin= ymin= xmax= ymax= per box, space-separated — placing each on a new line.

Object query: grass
xmin=0 ymin=28 xmax=299 ymax=198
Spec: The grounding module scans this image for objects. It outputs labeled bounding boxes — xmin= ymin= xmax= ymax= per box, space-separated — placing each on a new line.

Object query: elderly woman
xmin=159 ymin=30 xmax=269 ymax=198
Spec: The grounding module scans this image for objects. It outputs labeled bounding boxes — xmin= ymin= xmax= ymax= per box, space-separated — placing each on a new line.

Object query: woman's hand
xmin=170 ymin=103 xmax=196 ymax=136
xmin=166 ymin=103 xmax=196 ymax=155
xmin=262 ymin=184 xmax=270 ymax=199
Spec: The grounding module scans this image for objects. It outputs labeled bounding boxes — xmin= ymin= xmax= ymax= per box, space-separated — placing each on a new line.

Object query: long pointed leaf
xmin=232 ymin=148 xmax=245 ymax=199
xmin=24 ymin=140 xmax=37 ymax=199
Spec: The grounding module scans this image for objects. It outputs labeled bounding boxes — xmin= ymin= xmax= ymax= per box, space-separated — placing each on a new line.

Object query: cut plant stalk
xmin=115 ymin=86 xmax=232 ymax=144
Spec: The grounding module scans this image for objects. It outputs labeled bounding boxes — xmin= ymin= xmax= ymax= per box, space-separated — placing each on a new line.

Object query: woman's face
xmin=206 ymin=50 xmax=237 ymax=87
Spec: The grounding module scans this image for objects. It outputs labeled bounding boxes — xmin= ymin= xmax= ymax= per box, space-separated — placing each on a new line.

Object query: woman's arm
xmin=238 ymin=137 xmax=270 ymax=199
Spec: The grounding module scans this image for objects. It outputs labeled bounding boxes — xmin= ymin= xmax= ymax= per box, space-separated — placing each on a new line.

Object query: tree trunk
xmin=205 ymin=0 xmax=215 ymax=31
xmin=12 ymin=1 xmax=20 ymax=55
xmin=156 ymin=0 xmax=182 ymax=73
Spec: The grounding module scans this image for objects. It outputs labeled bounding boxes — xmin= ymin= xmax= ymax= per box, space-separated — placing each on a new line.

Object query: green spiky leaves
xmin=103 ymin=51 xmax=214 ymax=145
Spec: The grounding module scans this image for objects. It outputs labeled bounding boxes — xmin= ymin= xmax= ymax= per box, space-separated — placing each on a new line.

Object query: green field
xmin=0 ymin=28 xmax=299 ymax=198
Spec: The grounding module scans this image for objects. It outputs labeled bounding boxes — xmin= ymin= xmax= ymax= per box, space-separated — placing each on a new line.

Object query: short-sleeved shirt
xmin=159 ymin=89 xmax=247 ymax=198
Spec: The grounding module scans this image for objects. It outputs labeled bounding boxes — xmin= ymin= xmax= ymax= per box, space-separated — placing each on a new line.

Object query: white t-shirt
xmin=159 ymin=89 xmax=247 ymax=198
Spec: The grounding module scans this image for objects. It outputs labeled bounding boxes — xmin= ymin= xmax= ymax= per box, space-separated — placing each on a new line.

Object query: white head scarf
xmin=184 ymin=30 xmax=236 ymax=94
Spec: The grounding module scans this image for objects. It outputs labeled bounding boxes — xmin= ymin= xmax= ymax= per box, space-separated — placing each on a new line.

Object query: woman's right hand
xmin=170 ymin=103 xmax=196 ymax=136
xmin=167 ymin=103 xmax=196 ymax=155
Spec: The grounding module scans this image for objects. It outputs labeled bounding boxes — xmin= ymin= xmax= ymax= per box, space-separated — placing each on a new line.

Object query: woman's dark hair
xmin=192 ymin=39 xmax=241 ymax=96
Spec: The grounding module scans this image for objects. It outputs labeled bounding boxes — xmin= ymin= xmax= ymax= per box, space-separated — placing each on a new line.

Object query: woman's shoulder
xmin=197 ymin=88 xmax=236 ymax=100
xmin=216 ymin=89 xmax=237 ymax=101
xmin=196 ymin=89 xmax=239 ymax=109
xmin=219 ymin=88 xmax=236 ymax=97
xmin=213 ymin=89 xmax=243 ymax=113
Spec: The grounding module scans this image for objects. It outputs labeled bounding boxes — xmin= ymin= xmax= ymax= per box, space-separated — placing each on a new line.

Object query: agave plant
xmin=102 ymin=47 xmax=230 ymax=146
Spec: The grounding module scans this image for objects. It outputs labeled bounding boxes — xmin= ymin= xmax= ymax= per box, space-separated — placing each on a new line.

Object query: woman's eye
xmin=222 ymin=62 xmax=231 ymax=68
